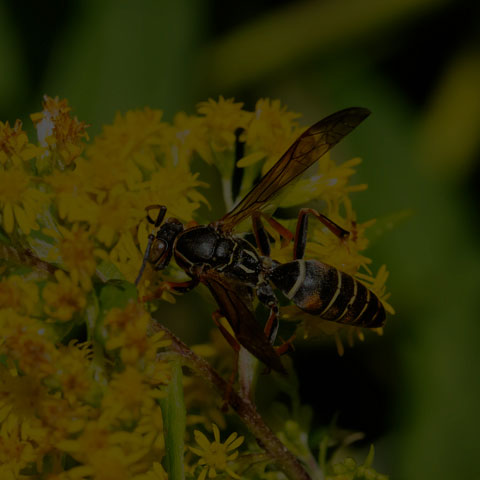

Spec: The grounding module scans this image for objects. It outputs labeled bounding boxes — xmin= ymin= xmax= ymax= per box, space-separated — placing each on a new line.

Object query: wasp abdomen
xmin=270 ymin=260 xmax=385 ymax=328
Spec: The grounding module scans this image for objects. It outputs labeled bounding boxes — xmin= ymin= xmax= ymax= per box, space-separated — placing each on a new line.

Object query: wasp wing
xmin=200 ymin=270 xmax=285 ymax=374
xmin=219 ymin=107 xmax=371 ymax=232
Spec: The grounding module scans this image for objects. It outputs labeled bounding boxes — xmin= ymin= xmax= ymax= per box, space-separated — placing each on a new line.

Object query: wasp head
xmin=149 ymin=218 xmax=184 ymax=270
xmin=135 ymin=205 xmax=184 ymax=286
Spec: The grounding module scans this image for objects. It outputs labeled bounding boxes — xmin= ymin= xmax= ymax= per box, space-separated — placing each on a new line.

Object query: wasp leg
xmin=142 ymin=278 xmax=199 ymax=302
xmin=276 ymin=333 xmax=296 ymax=356
xmin=252 ymin=213 xmax=294 ymax=257
xmin=212 ymin=311 xmax=240 ymax=411
xmin=256 ymin=281 xmax=280 ymax=345
xmin=252 ymin=214 xmax=271 ymax=256
xmin=294 ymin=208 xmax=350 ymax=260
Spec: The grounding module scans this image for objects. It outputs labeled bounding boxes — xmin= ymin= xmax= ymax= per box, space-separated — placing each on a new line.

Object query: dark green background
xmin=2 ymin=1 xmax=480 ymax=478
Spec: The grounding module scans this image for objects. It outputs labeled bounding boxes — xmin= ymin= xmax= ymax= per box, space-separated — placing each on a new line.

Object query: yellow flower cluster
xmin=0 ymin=95 xmax=392 ymax=479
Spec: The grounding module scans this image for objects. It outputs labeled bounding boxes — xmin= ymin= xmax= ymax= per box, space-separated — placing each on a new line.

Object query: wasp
xmin=136 ymin=107 xmax=386 ymax=373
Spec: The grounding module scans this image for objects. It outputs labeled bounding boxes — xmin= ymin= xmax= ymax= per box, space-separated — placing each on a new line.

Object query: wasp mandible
xmin=136 ymin=107 xmax=386 ymax=373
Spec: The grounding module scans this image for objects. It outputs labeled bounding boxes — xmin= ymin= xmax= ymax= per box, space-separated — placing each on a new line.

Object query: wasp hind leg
xmin=294 ymin=208 xmax=350 ymax=260
xmin=257 ymin=283 xmax=295 ymax=365
xmin=256 ymin=281 xmax=280 ymax=345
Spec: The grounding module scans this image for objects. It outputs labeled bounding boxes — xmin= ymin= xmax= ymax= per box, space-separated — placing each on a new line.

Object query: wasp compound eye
xmin=149 ymin=239 xmax=168 ymax=267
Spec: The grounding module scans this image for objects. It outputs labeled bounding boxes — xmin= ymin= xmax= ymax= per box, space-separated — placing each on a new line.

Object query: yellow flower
xmin=133 ymin=462 xmax=168 ymax=480
xmin=53 ymin=342 xmax=93 ymax=404
xmin=0 ymin=119 xmax=42 ymax=167
xmin=43 ymin=169 xmax=89 ymax=220
xmin=0 ymin=309 xmax=58 ymax=378
xmin=107 ymin=232 xmax=144 ymax=283
xmin=134 ymin=405 xmax=165 ymax=454
xmin=45 ymin=224 xmax=97 ymax=291
xmin=241 ymin=98 xmax=301 ymax=173
xmin=0 ymin=275 xmax=38 ymax=315
xmin=88 ymin=107 xmax=168 ymax=171
xmin=0 ymin=416 xmax=38 ymax=479
xmin=190 ymin=424 xmax=244 ymax=480
xmin=105 ymin=302 xmax=170 ymax=367
xmin=277 ymin=156 xmax=367 ymax=209
xmin=133 ymin=162 xmax=208 ymax=221
xmin=43 ymin=270 xmax=87 ymax=322
xmin=75 ymin=151 xmax=143 ymax=196
xmin=101 ymin=367 xmax=164 ymax=424
xmin=0 ymin=366 xmax=48 ymax=422
xmin=197 ymin=96 xmax=252 ymax=152
xmin=0 ymin=168 xmax=49 ymax=234
xmin=170 ymin=111 xmax=212 ymax=164
xmin=31 ymin=95 xmax=89 ymax=168
xmin=57 ymin=420 xmax=144 ymax=480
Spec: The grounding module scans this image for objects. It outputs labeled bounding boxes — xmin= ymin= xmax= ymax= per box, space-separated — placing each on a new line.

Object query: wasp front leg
xmin=142 ymin=278 xmax=199 ymax=302
xmin=294 ymin=208 xmax=350 ymax=260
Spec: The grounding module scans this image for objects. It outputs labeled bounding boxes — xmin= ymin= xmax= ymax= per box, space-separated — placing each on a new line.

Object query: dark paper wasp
xmin=136 ymin=107 xmax=386 ymax=373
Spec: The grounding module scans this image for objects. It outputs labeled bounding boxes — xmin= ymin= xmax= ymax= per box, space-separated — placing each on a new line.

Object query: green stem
xmin=153 ymin=322 xmax=311 ymax=480
xmin=159 ymin=358 xmax=186 ymax=480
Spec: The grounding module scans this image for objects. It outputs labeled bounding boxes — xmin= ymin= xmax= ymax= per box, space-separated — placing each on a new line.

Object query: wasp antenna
xmin=135 ymin=233 xmax=155 ymax=286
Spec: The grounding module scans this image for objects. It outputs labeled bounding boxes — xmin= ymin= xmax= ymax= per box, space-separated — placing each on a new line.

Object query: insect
xmin=136 ymin=107 xmax=386 ymax=373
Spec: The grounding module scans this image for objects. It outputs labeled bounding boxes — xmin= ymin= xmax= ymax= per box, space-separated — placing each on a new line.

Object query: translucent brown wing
xmin=219 ymin=107 xmax=371 ymax=232
xmin=200 ymin=269 xmax=285 ymax=373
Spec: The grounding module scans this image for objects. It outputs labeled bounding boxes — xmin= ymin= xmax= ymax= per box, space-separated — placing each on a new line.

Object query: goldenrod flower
xmin=43 ymin=270 xmax=87 ymax=322
xmin=53 ymin=342 xmax=93 ymax=404
xmin=43 ymin=169 xmax=89 ymax=220
xmin=190 ymin=424 xmax=244 ymax=480
xmin=105 ymin=302 xmax=170 ymax=368
xmin=0 ymin=367 xmax=48 ymax=423
xmin=132 ymin=462 xmax=168 ymax=480
xmin=0 ymin=119 xmax=42 ymax=167
xmin=241 ymin=98 xmax=301 ymax=172
xmin=57 ymin=420 xmax=143 ymax=480
xmin=88 ymin=107 xmax=168 ymax=171
xmin=45 ymin=224 xmax=97 ymax=291
xmin=31 ymin=95 xmax=88 ymax=168
xmin=0 ymin=275 xmax=38 ymax=315
xmin=170 ymin=111 xmax=212 ymax=164
xmin=0 ymin=416 xmax=37 ymax=479
xmin=101 ymin=367 xmax=164 ymax=424
xmin=0 ymin=310 xmax=57 ymax=378
xmin=197 ymin=96 xmax=252 ymax=152
xmin=0 ymin=168 xmax=48 ymax=234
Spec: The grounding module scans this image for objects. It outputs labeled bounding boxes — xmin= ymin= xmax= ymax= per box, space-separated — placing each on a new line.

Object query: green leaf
xmin=98 ymin=280 xmax=137 ymax=312
xmin=96 ymin=260 xmax=125 ymax=282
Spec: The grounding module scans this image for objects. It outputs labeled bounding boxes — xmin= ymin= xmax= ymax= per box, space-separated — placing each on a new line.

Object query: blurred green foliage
xmin=2 ymin=0 xmax=480 ymax=478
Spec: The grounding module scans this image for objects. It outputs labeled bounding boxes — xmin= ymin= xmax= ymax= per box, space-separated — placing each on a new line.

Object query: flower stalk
xmin=153 ymin=321 xmax=312 ymax=480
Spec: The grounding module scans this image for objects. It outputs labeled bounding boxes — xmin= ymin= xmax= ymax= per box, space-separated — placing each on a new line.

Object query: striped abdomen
xmin=270 ymin=259 xmax=385 ymax=328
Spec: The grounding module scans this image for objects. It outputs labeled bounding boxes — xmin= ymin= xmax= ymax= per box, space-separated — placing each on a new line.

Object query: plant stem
xmin=152 ymin=321 xmax=312 ymax=480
